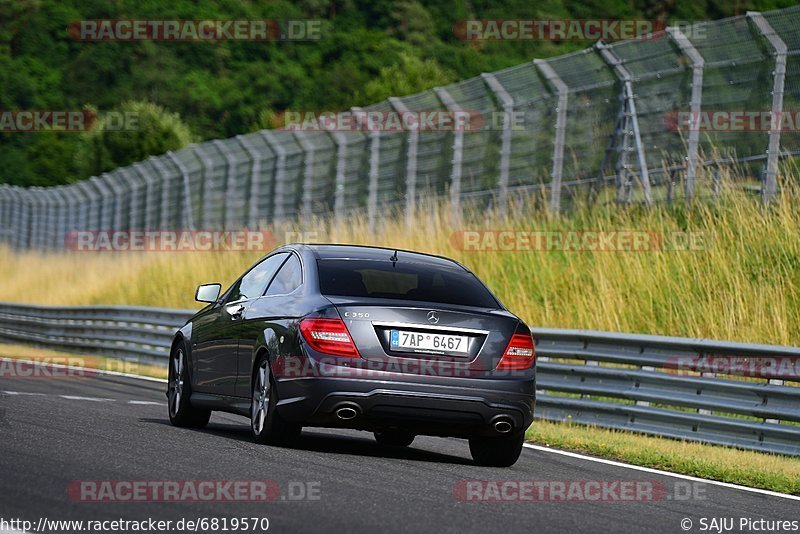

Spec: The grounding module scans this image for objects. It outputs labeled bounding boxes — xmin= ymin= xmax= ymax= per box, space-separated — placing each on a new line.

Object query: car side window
xmin=229 ymin=253 xmax=288 ymax=302
xmin=265 ymin=254 xmax=302 ymax=296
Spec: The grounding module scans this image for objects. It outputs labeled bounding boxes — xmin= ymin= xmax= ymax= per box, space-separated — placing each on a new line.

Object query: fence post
xmin=42 ymin=189 xmax=54 ymax=249
xmin=18 ymin=188 xmax=33 ymax=249
xmin=388 ymin=97 xmax=418 ymax=228
xmin=260 ymin=130 xmax=287 ymax=226
xmin=329 ymin=131 xmax=348 ymax=223
xmin=212 ymin=140 xmax=237 ymax=229
xmin=98 ymin=173 xmax=123 ymax=232
xmin=118 ymin=167 xmax=140 ymax=231
xmin=433 ymin=87 xmax=464 ymax=223
xmin=29 ymin=188 xmax=45 ymax=249
xmin=74 ymin=181 xmax=97 ymax=231
xmin=0 ymin=185 xmax=12 ymax=247
xmin=192 ymin=145 xmax=213 ymax=229
xmin=166 ymin=151 xmax=196 ymax=231
xmin=352 ymin=107 xmax=380 ymax=233
xmin=747 ymin=11 xmax=787 ymax=203
xmin=534 ymin=59 xmax=569 ymax=213
xmin=666 ymin=27 xmax=705 ymax=203
xmin=235 ymin=135 xmax=263 ymax=229
xmin=149 ymin=156 xmax=175 ymax=230
xmin=62 ymin=185 xmax=82 ymax=247
xmin=481 ymin=73 xmax=513 ymax=213
xmin=596 ymin=40 xmax=652 ymax=205
xmin=131 ymin=163 xmax=156 ymax=231
xmin=51 ymin=188 xmax=69 ymax=250
xmin=293 ymin=131 xmax=315 ymax=220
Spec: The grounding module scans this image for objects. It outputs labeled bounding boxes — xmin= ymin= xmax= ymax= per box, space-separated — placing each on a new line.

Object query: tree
xmin=75 ymin=100 xmax=194 ymax=178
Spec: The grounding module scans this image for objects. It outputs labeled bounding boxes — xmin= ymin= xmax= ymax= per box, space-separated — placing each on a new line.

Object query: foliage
xmin=0 ymin=0 xmax=796 ymax=186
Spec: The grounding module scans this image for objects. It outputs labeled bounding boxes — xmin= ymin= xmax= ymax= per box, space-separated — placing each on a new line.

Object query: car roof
xmin=292 ymin=244 xmax=468 ymax=270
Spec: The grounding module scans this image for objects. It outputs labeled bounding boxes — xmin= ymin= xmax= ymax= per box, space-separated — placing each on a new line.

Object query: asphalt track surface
xmin=0 ymin=358 xmax=798 ymax=534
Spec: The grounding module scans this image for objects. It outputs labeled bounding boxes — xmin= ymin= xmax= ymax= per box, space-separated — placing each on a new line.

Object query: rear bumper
xmin=275 ymin=369 xmax=535 ymax=438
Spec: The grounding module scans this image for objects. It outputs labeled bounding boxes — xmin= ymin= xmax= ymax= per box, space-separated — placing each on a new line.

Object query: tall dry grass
xmin=1 ymin=182 xmax=799 ymax=345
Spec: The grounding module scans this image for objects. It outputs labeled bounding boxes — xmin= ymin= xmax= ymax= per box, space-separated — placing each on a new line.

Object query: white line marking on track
xmin=523 ymin=443 xmax=800 ymax=502
xmin=2 ymin=391 xmax=45 ymax=396
xmin=127 ymin=400 xmax=162 ymax=405
xmin=59 ymin=395 xmax=115 ymax=402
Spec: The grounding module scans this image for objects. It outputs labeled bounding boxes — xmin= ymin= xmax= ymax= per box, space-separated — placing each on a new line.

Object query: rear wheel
xmin=167 ymin=342 xmax=211 ymax=428
xmin=469 ymin=431 xmax=524 ymax=467
xmin=373 ymin=430 xmax=415 ymax=447
xmin=251 ymin=356 xmax=301 ymax=445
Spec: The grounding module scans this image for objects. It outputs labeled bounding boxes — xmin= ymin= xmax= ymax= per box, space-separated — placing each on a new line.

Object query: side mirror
xmin=195 ymin=283 xmax=221 ymax=303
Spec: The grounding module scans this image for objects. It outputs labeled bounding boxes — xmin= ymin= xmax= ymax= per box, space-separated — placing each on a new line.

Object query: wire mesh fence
xmin=3 ymin=7 xmax=800 ymax=250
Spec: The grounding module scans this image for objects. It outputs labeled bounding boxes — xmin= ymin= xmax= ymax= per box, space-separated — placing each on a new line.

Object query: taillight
xmin=299 ymin=318 xmax=360 ymax=358
xmin=497 ymin=333 xmax=535 ymax=371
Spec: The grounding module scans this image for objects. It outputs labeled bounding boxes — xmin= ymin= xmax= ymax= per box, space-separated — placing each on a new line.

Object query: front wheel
xmin=469 ymin=431 xmax=524 ymax=467
xmin=251 ymin=356 xmax=301 ymax=445
xmin=167 ymin=342 xmax=211 ymax=428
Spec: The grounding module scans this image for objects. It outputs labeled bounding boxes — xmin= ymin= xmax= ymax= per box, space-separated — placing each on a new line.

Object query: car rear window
xmin=317 ymin=259 xmax=500 ymax=309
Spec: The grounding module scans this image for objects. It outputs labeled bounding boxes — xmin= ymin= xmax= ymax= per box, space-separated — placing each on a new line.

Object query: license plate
xmin=390 ymin=330 xmax=469 ymax=354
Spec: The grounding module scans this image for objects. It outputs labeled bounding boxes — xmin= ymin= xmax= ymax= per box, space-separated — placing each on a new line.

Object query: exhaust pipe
xmin=493 ymin=417 xmax=513 ymax=434
xmin=335 ymin=406 xmax=358 ymax=421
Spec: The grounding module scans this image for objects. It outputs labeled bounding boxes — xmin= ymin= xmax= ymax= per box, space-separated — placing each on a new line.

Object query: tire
xmin=251 ymin=355 xmax=301 ymax=445
xmin=167 ymin=341 xmax=211 ymax=428
xmin=469 ymin=431 xmax=524 ymax=467
xmin=374 ymin=430 xmax=415 ymax=447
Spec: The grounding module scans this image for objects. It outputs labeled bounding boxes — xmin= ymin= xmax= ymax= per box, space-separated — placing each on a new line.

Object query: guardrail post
xmin=433 ymin=87 xmax=464 ymax=223
xmin=666 ymin=27 xmax=705 ymax=203
xmin=260 ymin=130 xmax=287 ymax=226
xmin=293 ymin=131 xmax=315 ymax=221
xmin=235 ymin=135 xmax=265 ymax=229
xmin=166 ymin=151 xmax=196 ymax=231
xmin=388 ymin=97 xmax=418 ymax=228
xmin=747 ymin=11 xmax=787 ymax=203
xmin=534 ymin=59 xmax=569 ymax=213
xmin=329 ymin=131 xmax=348 ymax=223
xmin=481 ymin=73 xmax=513 ymax=213
xmin=596 ymin=40 xmax=652 ymax=206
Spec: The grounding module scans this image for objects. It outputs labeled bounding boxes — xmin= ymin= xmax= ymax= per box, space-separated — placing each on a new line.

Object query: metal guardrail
xmin=0 ymin=302 xmax=798 ymax=456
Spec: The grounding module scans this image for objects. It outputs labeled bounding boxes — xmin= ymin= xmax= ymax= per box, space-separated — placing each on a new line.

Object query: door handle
xmin=226 ymin=303 xmax=246 ymax=319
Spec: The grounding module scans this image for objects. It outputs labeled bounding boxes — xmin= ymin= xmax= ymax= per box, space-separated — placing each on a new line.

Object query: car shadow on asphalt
xmin=140 ymin=417 xmax=473 ymax=465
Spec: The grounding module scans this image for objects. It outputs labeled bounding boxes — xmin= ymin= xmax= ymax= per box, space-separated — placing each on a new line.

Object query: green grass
xmin=527 ymin=420 xmax=800 ymax=495
xmin=2 ymin=182 xmax=800 ymax=345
